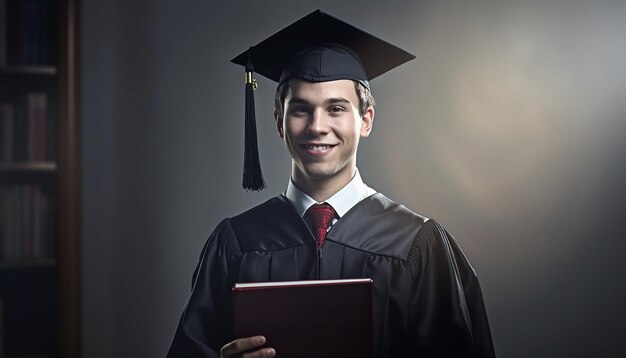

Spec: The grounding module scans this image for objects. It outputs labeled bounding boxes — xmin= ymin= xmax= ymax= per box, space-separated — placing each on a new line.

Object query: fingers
xmin=220 ymin=336 xmax=276 ymax=358
xmin=241 ymin=347 xmax=276 ymax=358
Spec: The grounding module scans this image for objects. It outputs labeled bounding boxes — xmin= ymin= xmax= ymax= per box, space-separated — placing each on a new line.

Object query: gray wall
xmin=81 ymin=1 xmax=626 ymax=357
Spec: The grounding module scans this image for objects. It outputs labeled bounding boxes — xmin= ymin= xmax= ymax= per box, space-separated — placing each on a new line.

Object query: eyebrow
xmin=287 ymin=97 xmax=352 ymax=106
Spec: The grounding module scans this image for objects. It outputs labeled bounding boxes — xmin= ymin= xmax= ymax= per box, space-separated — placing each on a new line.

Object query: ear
xmin=274 ymin=107 xmax=284 ymax=138
xmin=360 ymin=106 xmax=374 ymax=138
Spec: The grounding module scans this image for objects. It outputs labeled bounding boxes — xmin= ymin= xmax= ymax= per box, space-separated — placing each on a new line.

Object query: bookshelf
xmin=0 ymin=0 xmax=80 ymax=357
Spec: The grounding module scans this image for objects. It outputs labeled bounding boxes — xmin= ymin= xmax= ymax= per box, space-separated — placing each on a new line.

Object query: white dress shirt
xmin=283 ymin=169 xmax=377 ymax=230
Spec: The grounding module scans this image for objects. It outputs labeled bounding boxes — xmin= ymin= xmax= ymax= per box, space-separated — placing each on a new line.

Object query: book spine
xmin=7 ymin=186 xmax=18 ymax=260
xmin=27 ymin=185 xmax=35 ymax=258
xmin=14 ymin=103 xmax=25 ymax=161
xmin=33 ymin=186 xmax=40 ymax=258
xmin=26 ymin=92 xmax=47 ymax=161
xmin=19 ymin=0 xmax=30 ymax=64
xmin=20 ymin=186 xmax=26 ymax=259
xmin=1 ymin=104 xmax=14 ymax=162
xmin=42 ymin=191 xmax=49 ymax=257
xmin=32 ymin=0 xmax=40 ymax=64
xmin=37 ymin=0 xmax=48 ymax=64
xmin=27 ymin=94 xmax=35 ymax=161
xmin=33 ymin=186 xmax=48 ymax=259
xmin=36 ymin=93 xmax=47 ymax=161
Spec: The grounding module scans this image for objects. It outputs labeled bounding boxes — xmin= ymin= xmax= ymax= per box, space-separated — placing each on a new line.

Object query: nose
xmin=307 ymin=109 xmax=329 ymax=135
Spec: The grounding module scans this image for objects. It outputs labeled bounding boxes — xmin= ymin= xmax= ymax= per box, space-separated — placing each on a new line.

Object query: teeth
xmin=306 ymin=145 xmax=332 ymax=151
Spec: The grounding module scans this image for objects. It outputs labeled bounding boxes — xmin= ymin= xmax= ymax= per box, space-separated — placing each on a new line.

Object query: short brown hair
xmin=274 ymin=80 xmax=376 ymax=119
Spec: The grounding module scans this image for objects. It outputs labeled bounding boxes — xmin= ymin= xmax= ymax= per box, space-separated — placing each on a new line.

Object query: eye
xmin=328 ymin=105 xmax=346 ymax=113
xmin=288 ymin=106 xmax=310 ymax=115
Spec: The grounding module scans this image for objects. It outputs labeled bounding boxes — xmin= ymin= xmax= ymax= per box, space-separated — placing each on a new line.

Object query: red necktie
xmin=305 ymin=203 xmax=336 ymax=248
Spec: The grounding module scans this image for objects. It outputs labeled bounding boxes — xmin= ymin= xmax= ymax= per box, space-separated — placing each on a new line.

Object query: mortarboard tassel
xmin=242 ymin=47 xmax=266 ymax=191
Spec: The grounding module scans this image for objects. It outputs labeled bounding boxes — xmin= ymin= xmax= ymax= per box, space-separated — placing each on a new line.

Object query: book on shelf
xmin=0 ymin=92 xmax=49 ymax=163
xmin=233 ymin=278 xmax=373 ymax=358
xmin=0 ymin=184 xmax=52 ymax=261
xmin=0 ymin=103 xmax=13 ymax=162
xmin=6 ymin=0 xmax=51 ymax=65
xmin=27 ymin=92 xmax=47 ymax=161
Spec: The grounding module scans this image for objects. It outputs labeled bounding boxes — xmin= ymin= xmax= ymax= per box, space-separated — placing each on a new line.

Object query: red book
xmin=233 ymin=278 xmax=373 ymax=358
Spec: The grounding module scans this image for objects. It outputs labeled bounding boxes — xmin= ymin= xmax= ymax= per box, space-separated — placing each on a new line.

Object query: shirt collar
xmin=284 ymin=169 xmax=375 ymax=218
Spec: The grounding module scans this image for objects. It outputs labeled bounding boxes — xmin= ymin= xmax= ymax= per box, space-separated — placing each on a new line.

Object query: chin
xmin=294 ymin=157 xmax=355 ymax=183
xmin=302 ymin=162 xmax=354 ymax=182
xmin=294 ymin=161 xmax=330 ymax=176
xmin=303 ymin=167 xmax=337 ymax=180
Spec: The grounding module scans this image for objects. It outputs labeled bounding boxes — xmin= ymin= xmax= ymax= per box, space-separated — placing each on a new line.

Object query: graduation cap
xmin=232 ymin=9 xmax=415 ymax=191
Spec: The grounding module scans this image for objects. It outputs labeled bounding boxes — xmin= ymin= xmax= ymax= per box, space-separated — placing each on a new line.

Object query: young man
xmin=168 ymin=10 xmax=495 ymax=358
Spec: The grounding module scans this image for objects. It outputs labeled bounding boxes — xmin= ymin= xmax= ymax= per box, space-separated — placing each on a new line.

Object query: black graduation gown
xmin=167 ymin=193 xmax=495 ymax=358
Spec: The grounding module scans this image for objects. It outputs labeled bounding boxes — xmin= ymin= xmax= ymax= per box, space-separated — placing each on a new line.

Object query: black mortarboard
xmin=232 ymin=9 xmax=415 ymax=191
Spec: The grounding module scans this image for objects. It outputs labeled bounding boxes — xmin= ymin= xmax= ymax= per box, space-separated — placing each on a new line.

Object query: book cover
xmin=233 ymin=278 xmax=373 ymax=358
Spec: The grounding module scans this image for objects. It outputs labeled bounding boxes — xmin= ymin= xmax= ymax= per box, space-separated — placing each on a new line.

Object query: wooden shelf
xmin=0 ymin=65 xmax=58 ymax=76
xmin=0 ymin=162 xmax=58 ymax=172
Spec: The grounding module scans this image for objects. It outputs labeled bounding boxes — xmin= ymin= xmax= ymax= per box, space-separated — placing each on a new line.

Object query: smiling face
xmin=275 ymin=79 xmax=374 ymax=197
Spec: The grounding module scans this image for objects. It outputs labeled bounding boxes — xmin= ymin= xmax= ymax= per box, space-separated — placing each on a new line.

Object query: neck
xmin=292 ymin=166 xmax=355 ymax=202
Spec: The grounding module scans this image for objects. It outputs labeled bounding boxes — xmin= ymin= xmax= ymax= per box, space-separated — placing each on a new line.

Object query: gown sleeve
xmin=167 ymin=219 xmax=240 ymax=357
xmin=407 ymin=219 xmax=496 ymax=358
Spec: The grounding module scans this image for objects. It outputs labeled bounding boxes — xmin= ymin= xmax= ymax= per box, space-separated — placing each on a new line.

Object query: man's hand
xmin=220 ymin=336 xmax=276 ymax=358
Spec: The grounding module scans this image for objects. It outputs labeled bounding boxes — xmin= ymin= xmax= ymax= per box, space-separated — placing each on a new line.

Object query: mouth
xmin=300 ymin=143 xmax=338 ymax=155
xmin=303 ymin=144 xmax=336 ymax=151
